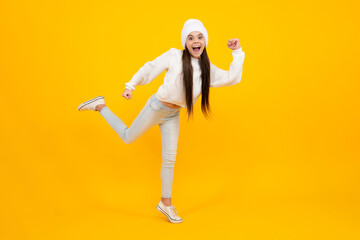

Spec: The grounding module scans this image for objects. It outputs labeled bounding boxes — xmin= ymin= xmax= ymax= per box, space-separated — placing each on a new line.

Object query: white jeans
xmin=99 ymin=93 xmax=181 ymax=198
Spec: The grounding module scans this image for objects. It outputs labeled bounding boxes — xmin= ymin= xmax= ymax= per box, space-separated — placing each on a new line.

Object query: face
xmin=185 ymin=31 xmax=206 ymax=58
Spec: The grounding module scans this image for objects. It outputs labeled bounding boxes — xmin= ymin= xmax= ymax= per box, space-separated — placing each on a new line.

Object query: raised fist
xmin=227 ymin=38 xmax=241 ymax=50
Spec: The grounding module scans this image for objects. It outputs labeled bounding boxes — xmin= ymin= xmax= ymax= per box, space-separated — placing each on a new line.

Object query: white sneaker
xmin=78 ymin=96 xmax=105 ymax=111
xmin=156 ymin=200 xmax=183 ymax=223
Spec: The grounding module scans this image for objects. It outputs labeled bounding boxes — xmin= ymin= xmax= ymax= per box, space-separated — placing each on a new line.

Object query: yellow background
xmin=1 ymin=0 xmax=359 ymax=239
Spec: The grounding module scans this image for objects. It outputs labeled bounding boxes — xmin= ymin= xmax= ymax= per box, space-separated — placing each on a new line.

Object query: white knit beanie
xmin=181 ymin=19 xmax=208 ymax=49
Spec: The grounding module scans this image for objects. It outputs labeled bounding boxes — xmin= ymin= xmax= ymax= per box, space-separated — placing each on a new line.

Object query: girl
xmin=77 ymin=19 xmax=245 ymax=223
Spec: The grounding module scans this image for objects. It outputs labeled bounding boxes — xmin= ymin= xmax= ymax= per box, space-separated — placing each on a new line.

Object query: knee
xmin=123 ymin=136 xmax=135 ymax=145
xmin=162 ymin=152 xmax=177 ymax=166
xmin=122 ymin=131 xmax=134 ymax=145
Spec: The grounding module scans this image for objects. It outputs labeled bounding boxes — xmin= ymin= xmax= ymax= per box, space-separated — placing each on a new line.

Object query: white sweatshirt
xmin=124 ymin=47 xmax=245 ymax=109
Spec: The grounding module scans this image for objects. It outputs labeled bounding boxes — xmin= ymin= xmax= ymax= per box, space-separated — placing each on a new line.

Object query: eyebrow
xmin=188 ymin=33 xmax=203 ymax=37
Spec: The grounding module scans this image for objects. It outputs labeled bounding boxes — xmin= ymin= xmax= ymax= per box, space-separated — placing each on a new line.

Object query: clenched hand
xmin=122 ymin=89 xmax=133 ymax=99
xmin=227 ymin=38 xmax=241 ymax=50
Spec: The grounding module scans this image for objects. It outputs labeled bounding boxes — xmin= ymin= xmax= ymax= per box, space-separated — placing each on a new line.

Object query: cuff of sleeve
xmin=232 ymin=47 xmax=243 ymax=54
xmin=125 ymin=83 xmax=135 ymax=91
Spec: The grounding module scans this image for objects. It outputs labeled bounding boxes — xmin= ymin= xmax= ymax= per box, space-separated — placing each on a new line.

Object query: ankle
xmin=96 ymin=104 xmax=106 ymax=112
xmin=161 ymin=198 xmax=171 ymax=207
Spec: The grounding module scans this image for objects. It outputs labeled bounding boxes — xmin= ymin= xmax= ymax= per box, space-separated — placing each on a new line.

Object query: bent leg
xmin=99 ymin=97 xmax=160 ymax=144
xmin=159 ymin=113 xmax=180 ymax=198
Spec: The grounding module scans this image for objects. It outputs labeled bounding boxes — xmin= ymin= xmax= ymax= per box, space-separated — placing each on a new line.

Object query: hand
xmin=227 ymin=38 xmax=241 ymax=50
xmin=122 ymin=89 xmax=133 ymax=100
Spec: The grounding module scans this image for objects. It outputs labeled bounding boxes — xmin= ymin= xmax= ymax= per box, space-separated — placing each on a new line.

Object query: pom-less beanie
xmin=181 ymin=19 xmax=208 ymax=49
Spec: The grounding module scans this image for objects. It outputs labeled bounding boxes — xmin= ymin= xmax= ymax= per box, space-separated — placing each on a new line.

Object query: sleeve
xmin=124 ymin=48 xmax=175 ymax=91
xmin=210 ymin=47 xmax=245 ymax=88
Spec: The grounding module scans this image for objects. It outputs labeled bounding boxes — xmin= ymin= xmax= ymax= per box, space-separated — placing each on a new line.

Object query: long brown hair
xmin=182 ymin=45 xmax=212 ymax=121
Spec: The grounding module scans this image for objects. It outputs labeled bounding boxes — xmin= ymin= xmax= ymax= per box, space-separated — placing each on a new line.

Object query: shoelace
xmin=169 ymin=206 xmax=178 ymax=217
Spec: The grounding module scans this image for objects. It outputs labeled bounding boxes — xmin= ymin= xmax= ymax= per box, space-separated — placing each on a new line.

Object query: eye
xmin=189 ymin=37 xmax=193 ymax=40
xmin=199 ymin=36 xmax=202 ymax=39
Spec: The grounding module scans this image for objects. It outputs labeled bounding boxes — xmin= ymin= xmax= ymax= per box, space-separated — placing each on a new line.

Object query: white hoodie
xmin=125 ymin=47 xmax=245 ymax=109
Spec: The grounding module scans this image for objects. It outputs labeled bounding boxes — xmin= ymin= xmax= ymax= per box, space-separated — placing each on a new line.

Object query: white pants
xmin=99 ymin=93 xmax=181 ymax=198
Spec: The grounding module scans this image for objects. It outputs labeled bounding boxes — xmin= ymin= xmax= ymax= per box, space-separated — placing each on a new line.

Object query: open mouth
xmin=192 ymin=47 xmax=201 ymax=53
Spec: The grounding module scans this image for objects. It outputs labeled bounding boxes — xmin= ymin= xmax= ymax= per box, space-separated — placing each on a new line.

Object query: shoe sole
xmin=156 ymin=205 xmax=183 ymax=223
xmin=78 ymin=96 xmax=104 ymax=111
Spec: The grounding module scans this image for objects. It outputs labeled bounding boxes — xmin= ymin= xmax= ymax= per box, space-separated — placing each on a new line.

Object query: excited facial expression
xmin=185 ymin=31 xmax=206 ymax=58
